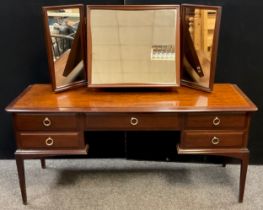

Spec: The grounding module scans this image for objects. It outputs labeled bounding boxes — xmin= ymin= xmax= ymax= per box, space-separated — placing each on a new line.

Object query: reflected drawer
xmin=17 ymin=132 xmax=83 ymax=149
xmin=86 ymin=113 xmax=181 ymax=130
xmin=15 ymin=113 xmax=78 ymax=131
xmin=184 ymin=113 xmax=247 ymax=129
xmin=181 ymin=131 xmax=245 ymax=148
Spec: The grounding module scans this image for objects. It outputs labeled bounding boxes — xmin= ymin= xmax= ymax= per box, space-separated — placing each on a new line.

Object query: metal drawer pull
xmin=130 ymin=117 xmax=139 ymax=126
xmin=45 ymin=137 xmax=54 ymax=146
xmin=211 ymin=136 xmax=220 ymax=145
xmin=43 ymin=117 xmax=51 ymax=127
xmin=213 ymin=117 xmax=220 ymax=126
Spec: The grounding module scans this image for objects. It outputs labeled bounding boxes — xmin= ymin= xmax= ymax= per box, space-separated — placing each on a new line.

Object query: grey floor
xmin=0 ymin=159 xmax=262 ymax=210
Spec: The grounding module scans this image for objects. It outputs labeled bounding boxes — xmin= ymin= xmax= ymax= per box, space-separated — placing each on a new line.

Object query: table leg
xmin=239 ymin=153 xmax=249 ymax=202
xmin=15 ymin=155 xmax=27 ymax=205
xmin=222 ymin=157 xmax=226 ymax=167
xmin=40 ymin=158 xmax=46 ymax=169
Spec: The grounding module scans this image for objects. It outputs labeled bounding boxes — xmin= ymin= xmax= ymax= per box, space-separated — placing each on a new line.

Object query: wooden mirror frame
xmin=86 ymin=5 xmax=181 ymax=88
xmin=42 ymin=4 xmax=87 ymax=92
xmin=181 ymin=4 xmax=222 ymax=92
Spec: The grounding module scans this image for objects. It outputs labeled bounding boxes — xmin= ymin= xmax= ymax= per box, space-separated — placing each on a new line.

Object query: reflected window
xmin=44 ymin=6 xmax=86 ymax=90
xmin=181 ymin=5 xmax=221 ymax=92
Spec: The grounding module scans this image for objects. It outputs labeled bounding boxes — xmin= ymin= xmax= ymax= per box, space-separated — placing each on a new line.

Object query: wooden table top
xmin=6 ymin=84 xmax=257 ymax=112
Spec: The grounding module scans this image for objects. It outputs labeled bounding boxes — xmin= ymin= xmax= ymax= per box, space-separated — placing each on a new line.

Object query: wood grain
xmin=6 ymin=84 xmax=257 ymax=113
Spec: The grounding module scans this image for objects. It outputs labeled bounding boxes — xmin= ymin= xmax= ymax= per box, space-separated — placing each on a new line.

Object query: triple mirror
xmin=42 ymin=4 xmax=221 ymax=92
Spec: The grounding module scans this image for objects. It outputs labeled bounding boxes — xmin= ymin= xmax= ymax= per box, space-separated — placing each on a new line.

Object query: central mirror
xmin=87 ymin=5 xmax=180 ymax=88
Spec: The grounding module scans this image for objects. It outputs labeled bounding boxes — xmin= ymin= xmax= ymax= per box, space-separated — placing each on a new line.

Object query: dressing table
xmin=6 ymin=3 xmax=258 ymax=205
xmin=6 ymin=83 xmax=257 ymax=204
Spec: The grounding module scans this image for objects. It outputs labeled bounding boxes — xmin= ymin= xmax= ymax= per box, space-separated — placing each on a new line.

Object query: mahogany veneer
xmin=17 ymin=132 xmax=83 ymax=149
xmin=181 ymin=131 xmax=246 ymax=148
xmin=15 ymin=113 xmax=79 ymax=130
xmin=6 ymin=83 xmax=257 ymax=204
xmin=184 ymin=113 xmax=247 ymax=129
xmin=85 ymin=113 xmax=182 ymax=130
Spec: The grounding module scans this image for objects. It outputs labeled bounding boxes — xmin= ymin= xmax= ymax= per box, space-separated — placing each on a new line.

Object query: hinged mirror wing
xmin=181 ymin=4 xmax=222 ymax=92
xmin=86 ymin=5 xmax=180 ymax=88
xmin=42 ymin=4 xmax=86 ymax=92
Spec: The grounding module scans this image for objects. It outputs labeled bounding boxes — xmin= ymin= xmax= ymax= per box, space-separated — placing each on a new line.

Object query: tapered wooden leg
xmin=15 ymin=155 xmax=27 ymax=205
xmin=239 ymin=153 xmax=249 ymax=202
xmin=40 ymin=158 xmax=46 ymax=169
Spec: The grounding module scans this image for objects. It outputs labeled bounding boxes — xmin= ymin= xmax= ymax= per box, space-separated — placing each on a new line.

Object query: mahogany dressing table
xmin=6 ymin=83 xmax=257 ymax=204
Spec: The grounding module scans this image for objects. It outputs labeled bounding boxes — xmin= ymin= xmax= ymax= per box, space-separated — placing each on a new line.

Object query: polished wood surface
xmin=6 ymin=83 xmax=257 ymax=112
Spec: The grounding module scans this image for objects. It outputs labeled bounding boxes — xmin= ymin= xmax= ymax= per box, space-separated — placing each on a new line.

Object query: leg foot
xmin=239 ymin=153 xmax=249 ymax=202
xmin=15 ymin=155 xmax=27 ymax=205
xmin=40 ymin=158 xmax=46 ymax=169
xmin=222 ymin=157 xmax=226 ymax=167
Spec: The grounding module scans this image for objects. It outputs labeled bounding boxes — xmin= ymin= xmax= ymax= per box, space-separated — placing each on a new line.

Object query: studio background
xmin=1 ymin=0 xmax=262 ymax=163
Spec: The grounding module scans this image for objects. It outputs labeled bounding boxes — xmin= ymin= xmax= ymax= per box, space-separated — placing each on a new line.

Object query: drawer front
xmin=17 ymin=132 xmax=83 ymax=149
xmin=86 ymin=113 xmax=181 ymax=130
xmin=184 ymin=113 xmax=247 ymax=129
xmin=15 ymin=114 xmax=78 ymax=131
xmin=181 ymin=131 xmax=245 ymax=148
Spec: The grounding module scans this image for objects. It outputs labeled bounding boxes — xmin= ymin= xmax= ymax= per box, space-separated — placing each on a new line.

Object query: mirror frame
xmin=181 ymin=4 xmax=222 ymax=92
xmin=42 ymin=4 xmax=87 ymax=92
xmin=86 ymin=5 xmax=181 ymax=88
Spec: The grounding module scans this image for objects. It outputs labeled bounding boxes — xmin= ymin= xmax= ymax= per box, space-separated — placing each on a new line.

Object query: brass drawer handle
xmin=130 ymin=117 xmax=139 ymax=126
xmin=211 ymin=136 xmax=220 ymax=145
xmin=45 ymin=137 xmax=54 ymax=146
xmin=213 ymin=117 xmax=220 ymax=126
xmin=43 ymin=117 xmax=51 ymax=127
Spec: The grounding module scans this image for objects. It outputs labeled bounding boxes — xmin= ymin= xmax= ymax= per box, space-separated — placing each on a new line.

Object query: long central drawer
xmin=85 ymin=113 xmax=182 ymax=130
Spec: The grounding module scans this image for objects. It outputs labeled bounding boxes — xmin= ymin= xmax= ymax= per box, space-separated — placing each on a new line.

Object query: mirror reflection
xmin=182 ymin=7 xmax=217 ymax=89
xmin=89 ymin=9 xmax=178 ymax=86
xmin=46 ymin=7 xmax=85 ymax=88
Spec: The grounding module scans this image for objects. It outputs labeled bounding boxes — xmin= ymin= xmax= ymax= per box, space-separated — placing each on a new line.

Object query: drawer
xmin=86 ymin=113 xmax=181 ymax=130
xmin=184 ymin=113 xmax=247 ymax=129
xmin=15 ymin=113 xmax=79 ymax=131
xmin=17 ymin=132 xmax=83 ymax=149
xmin=181 ymin=131 xmax=245 ymax=149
